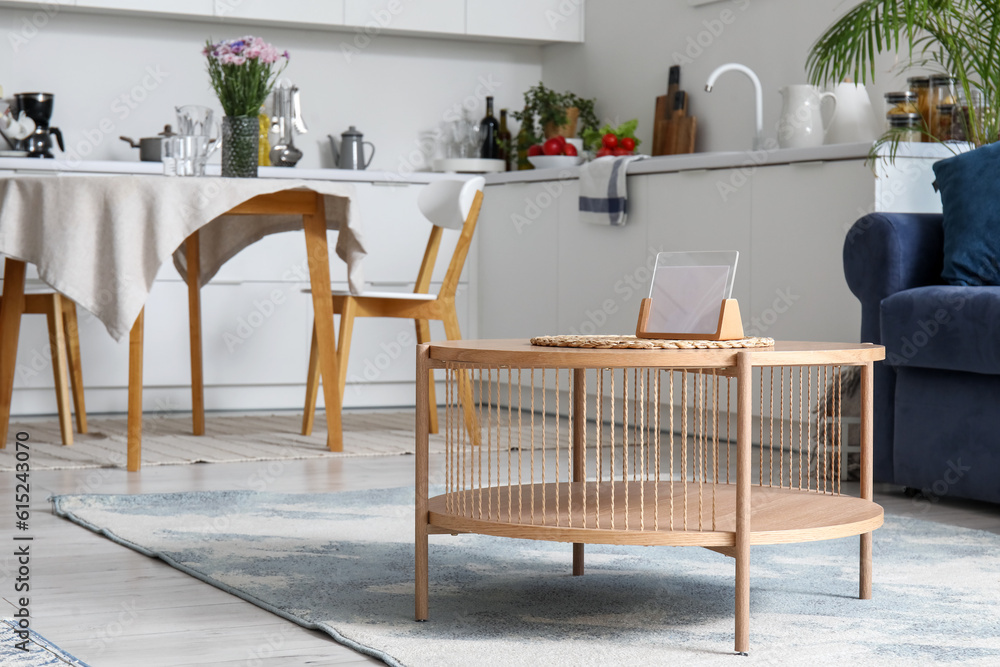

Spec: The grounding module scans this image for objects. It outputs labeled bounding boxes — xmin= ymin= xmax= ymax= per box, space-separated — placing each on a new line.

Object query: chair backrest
xmin=413 ymin=177 xmax=485 ymax=298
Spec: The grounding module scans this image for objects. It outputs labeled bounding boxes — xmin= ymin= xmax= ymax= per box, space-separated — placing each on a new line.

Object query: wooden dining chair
xmin=0 ymin=279 xmax=87 ymax=445
xmin=301 ymin=177 xmax=485 ymax=437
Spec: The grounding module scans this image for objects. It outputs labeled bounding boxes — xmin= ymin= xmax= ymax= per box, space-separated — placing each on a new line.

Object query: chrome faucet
xmin=705 ymin=63 xmax=764 ymax=151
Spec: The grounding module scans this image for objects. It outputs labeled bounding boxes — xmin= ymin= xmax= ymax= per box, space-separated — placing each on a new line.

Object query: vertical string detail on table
xmin=507 ymin=367 xmax=513 ymax=523
xmin=582 ymin=369 xmax=588 ymax=529
xmin=713 ymin=370 xmax=719 ymax=531
xmin=608 ymin=368 xmax=616 ymax=530
xmin=681 ymin=370 xmax=688 ymax=531
xmin=669 ymin=370 xmax=675 ymax=531
xmin=517 ymin=368 xmax=523 ymax=524
xmin=541 ymin=369 xmax=547 ymax=526
xmin=638 ymin=368 xmax=645 ymax=531
xmin=622 ymin=367 xmax=629 ymax=531
xmin=596 ymin=369 xmax=603 ymax=530
xmin=779 ymin=367 xmax=785 ymax=489
xmin=530 ymin=368 xmax=536 ymax=526
xmin=654 ymin=370 xmax=661 ymax=532
xmin=555 ymin=369 xmax=561 ymax=526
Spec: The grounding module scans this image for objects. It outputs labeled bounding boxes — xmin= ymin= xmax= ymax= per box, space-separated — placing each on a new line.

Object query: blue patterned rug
xmin=0 ymin=620 xmax=90 ymax=666
xmin=52 ymin=488 xmax=1000 ymax=666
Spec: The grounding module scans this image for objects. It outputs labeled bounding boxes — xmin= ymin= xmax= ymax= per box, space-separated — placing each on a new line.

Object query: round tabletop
xmin=427 ymin=339 xmax=885 ymax=369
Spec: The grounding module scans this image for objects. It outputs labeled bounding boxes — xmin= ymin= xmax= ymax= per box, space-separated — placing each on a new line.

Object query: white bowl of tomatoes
xmin=528 ymin=155 xmax=584 ymax=169
xmin=527 ymin=135 xmax=583 ymax=169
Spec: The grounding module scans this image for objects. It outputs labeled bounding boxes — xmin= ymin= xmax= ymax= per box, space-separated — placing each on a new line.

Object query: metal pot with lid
xmin=120 ymin=125 xmax=176 ymax=161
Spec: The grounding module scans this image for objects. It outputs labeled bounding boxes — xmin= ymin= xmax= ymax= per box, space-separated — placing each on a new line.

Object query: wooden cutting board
xmin=654 ymin=91 xmax=697 ymax=155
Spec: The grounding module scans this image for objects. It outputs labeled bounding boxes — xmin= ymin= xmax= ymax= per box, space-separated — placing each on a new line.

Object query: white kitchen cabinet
xmin=645 ymin=168 xmax=753 ymax=319
xmin=214 ymin=0 xmax=344 ymax=25
xmin=477 ymin=181 xmax=560 ymax=339
xmin=76 ymin=0 xmax=211 ymax=16
xmin=466 ymin=0 xmax=584 ymax=42
xmin=345 ymin=0 xmax=465 ymax=35
xmin=749 ymin=161 xmax=872 ymax=344
xmin=557 ymin=177 xmax=649 ymax=335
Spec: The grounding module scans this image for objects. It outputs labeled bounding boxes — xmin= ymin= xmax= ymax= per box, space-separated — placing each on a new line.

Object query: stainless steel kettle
xmin=329 ymin=126 xmax=374 ymax=170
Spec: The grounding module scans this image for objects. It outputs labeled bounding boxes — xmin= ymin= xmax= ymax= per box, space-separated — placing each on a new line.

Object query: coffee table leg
xmin=735 ymin=352 xmax=753 ymax=654
xmin=127 ymin=308 xmax=144 ymax=471
xmin=186 ymin=231 xmax=205 ymax=436
xmin=302 ymin=196 xmax=342 ymax=452
xmin=859 ymin=360 xmax=874 ymax=599
xmin=415 ymin=344 xmax=430 ymax=621
xmin=0 ymin=259 xmax=26 ymax=449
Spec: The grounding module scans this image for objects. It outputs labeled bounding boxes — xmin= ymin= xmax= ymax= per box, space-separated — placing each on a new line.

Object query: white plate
xmin=0 ymin=150 xmax=30 ymax=158
xmin=528 ymin=155 xmax=585 ymax=170
xmin=433 ymin=158 xmax=506 ymax=173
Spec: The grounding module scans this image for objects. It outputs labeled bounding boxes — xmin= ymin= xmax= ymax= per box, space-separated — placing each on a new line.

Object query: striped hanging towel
xmin=578 ymin=154 xmax=646 ymax=226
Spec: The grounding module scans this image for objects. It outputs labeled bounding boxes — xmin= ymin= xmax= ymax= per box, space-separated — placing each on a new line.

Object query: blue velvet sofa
xmin=843 ymin=212 xmax=1000 ymax=505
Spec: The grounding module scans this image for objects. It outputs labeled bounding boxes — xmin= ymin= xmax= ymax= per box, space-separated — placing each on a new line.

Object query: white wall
xmin=542 ymin=0 xmax=907 ymax=153
xmin=0 ymin=6 xmax=542 ymax=171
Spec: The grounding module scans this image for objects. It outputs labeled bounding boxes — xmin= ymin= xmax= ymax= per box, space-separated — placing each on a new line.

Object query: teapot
xmin=824 ymin=82 xmax=879 ymax=145
xmin=329 ymin=126 xmax=375 ymax=170
xmin=777 ymin=85 xmax=837 ymax=149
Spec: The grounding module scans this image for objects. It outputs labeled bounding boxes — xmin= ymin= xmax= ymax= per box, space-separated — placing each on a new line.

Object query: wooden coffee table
xmin=414 ymin=339 xmax=885 ymax=654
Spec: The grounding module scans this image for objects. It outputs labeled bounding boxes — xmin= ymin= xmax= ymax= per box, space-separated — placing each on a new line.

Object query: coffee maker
xmin=13 ymin=93 xmax=64 ymax=158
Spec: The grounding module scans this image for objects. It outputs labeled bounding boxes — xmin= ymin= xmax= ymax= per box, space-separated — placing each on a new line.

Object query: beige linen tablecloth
xmin=0 ymin=174 xmax=364 ymax=342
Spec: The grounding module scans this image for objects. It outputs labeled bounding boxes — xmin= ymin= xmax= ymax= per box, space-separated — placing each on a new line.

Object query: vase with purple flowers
xmin=204 ymin=36 xmax=288 ymax=177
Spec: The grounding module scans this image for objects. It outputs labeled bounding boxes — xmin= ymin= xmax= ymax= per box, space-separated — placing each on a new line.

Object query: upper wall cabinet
xmin=345 ymin=0 xmax=465 ymax=36
xmin=76 ymin=0 xmax=212 ymax=16
xmin=466 ymin=0 xmax=584 ymax=43
xmin=0 ymin=0 xmax=584 ymax=44
xmin=214 ymin=0 xmax=345 ymax=26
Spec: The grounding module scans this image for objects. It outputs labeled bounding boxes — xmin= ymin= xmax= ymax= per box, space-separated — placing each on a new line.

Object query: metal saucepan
xmin=120 ymin=124 xmax=175 ymax=161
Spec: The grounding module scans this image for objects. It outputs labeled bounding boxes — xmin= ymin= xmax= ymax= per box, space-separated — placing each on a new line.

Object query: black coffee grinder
xmin=13 ymin=93 xmax=64 ymax=158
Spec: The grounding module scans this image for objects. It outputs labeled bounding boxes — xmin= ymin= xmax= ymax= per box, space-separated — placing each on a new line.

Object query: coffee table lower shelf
xmin=427 ymin=482 xmax=884 ymax=547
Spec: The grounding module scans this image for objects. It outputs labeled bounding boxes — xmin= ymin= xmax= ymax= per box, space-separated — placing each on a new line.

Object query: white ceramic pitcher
xmin=777 ymin=85 xmax=837 ymax=149
xmin=824 ymin=82 xmax=880 ymax=145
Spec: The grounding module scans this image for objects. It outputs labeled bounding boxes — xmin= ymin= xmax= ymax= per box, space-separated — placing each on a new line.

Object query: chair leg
xmin=336 ymin=298 xmax=357 ymax=408
xmin=301 ymin=321 xmax=321 ymax=436
xmin=61 ymin=297 xmax=87 ymax=434
xmin=44 ymin=295 xmax=73 ymax=446
xmin=442 ymin=310 xmax=480 ymax=446
xmin=414 ymin=319 xmax=438 ymax=434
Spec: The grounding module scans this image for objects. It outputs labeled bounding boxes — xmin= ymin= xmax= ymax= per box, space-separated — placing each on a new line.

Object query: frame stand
xmin=635 ymin=298 xmax=744 ymax=341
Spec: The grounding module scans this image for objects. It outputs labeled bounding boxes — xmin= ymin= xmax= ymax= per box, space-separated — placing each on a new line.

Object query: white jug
xmin=824 ymin=82 xmax=880 ymax=145
xmin=777 ymin=85 xmax=837 ymax=149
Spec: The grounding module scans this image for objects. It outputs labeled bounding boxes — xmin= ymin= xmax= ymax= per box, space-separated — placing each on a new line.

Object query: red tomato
xmin=552 ymin=135 xmax=567 ymax=148
xmin=613 ymin=147 xmax=632 ymax=156
xmin=602 ymin=133 xmax=618 ymax=150
xmin=527 ymin=144 xmax=544 ymax=157
xmin=596 ymin=147 xmax=614 ymax=158
xmin=564 ymin=143 xmax=578 ymax=156
xmin=543 ymin=138 xmax=563 ymax=156
xmin=621 ymin=137 xmax=636 ymax=152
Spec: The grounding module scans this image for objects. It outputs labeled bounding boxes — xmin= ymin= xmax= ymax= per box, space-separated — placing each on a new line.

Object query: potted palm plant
xmin=807 ymin=0 xmax=999 ymax=152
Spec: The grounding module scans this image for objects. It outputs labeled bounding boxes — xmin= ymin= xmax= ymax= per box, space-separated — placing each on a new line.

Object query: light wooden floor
xmin=5 ymin=413 xmax=1000 ymax=667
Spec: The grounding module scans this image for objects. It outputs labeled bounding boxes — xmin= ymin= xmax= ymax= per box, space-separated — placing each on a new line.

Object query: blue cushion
xmin=932 ymin=143 xmax=1000 ymax=286
xmin=881 ymin=284 xmax=1000 ymax=373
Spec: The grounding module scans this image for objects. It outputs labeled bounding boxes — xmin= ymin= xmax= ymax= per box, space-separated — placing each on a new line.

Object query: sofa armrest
xmin=843 ymin=213 xmax=945 ymax=344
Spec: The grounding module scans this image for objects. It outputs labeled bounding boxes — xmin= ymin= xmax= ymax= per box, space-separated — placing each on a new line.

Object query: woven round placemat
xmin=529 ymin=335 xmax=775 ymax=349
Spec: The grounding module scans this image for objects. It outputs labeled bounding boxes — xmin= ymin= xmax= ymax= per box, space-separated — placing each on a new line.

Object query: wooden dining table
xmin=0 ymin=173 xmax=364 ymax=471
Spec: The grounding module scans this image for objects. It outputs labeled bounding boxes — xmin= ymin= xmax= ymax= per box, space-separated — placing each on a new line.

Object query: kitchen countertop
xmin=486 ymin=141 xmax=965 ymax=184
xmin=0 ymin=142 xmax=964 ymax=186
xmin=0 ymin=158 xmax=463 ymax=185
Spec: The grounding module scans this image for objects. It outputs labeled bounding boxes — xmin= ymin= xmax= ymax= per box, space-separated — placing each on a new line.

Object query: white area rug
xmin=0 ymin=412 xmax=439 ymax=470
